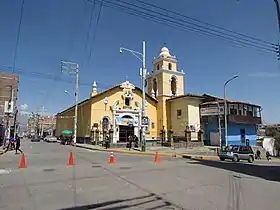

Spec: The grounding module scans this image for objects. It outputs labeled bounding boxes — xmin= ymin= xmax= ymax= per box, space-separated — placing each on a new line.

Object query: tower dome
xmin=159 ymin=47 xmax=171 ymax=57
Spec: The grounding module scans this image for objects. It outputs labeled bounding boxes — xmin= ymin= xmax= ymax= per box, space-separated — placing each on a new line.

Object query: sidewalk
xmin=75 ymin=143 xmax=280 ymax=162
xmin=75 ymin=143 xmax=220 ymax=161
xmin=0 ymin=148 xmax=6 ymax=156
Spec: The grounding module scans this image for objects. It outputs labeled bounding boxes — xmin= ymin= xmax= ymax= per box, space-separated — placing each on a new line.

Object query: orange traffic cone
xmin=109 ymin=152 xmax=115 ymax=164
xmin=19 ymin=153 xmax=26 ymax=168
xmin=67 ymin=151 xmax=74 ymax=166
xmin=154 ymin=152 xmax=160 ymax=163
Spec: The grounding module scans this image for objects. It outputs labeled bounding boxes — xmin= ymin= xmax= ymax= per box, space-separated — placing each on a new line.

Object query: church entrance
xmin=119 ymin=125 xmax=134 ymax=142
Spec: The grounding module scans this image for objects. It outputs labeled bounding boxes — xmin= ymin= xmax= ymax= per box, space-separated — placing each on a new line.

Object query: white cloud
xmin=19 ymin=104 xmax=28 ymax=111
xmin=19 ymin=111 xmax=31 ymax=116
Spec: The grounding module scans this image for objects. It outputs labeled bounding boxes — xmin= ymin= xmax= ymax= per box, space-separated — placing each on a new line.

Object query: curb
xmin=75 ymin=144 xmax=219 ymax=160
xmin=0 ymin=150 xmax=6 ymax=156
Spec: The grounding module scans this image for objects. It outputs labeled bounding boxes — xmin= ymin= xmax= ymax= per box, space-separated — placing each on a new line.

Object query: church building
xmin=55 ymin=46 xmax=205 ymax=145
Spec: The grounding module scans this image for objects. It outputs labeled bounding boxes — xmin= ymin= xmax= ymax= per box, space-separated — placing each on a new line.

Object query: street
xmin=0 ymin=139 xmax=280 ymax=210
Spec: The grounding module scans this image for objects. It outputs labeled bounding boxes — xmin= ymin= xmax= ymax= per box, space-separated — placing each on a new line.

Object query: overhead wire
xmin=134 ymin=0 xmax=276 ymax=47
xmin=12 ymin=0 xmax=25 ymax=73
xmin=88 ymin=0 xmax=278 ymax=57
xmin=116 ymin=0 xmax=274 ymax=49
xmin=84 ymin=0 xmax=97 ymax=58
xmin=88 ymin=0 xmax=104 ymax=62
xmin=0 ymin=64 xmax=112 ymax=89
xmin=98 ymin=0 xmax=277 ymax=56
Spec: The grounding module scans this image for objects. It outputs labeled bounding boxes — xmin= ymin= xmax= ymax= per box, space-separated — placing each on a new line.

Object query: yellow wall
xmin=89 ymin=86 xmax=158 ymax=138
xmin=55 ymin=101 xmax=91 ymax=137
xmin=153 ymin=60 xmax=178 ymax=72
xmin=55 ymin=109 xmax=74 ymax=136
xmin=56 ymin=85 xmax=159 ymax=139
xmin=167 ymin=97 xmax=203 ymax=136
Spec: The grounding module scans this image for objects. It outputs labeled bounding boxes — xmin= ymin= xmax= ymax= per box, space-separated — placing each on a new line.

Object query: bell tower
xmin=146 ymin=46 xmax=185 ymax=133
xmin=147 ymin=46 xmax=184 ymax=98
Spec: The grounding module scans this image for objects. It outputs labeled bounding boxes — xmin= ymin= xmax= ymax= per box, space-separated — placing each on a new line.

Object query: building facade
xmin=200 ymin=96 xmax=262 ymax=146
xmin=0 ymin=73 xmax=19 ymax=144
xmin=56 ymin=46 xmax=262 ymax=147
xmin=56 ymin=47 xmax=204 ymax=145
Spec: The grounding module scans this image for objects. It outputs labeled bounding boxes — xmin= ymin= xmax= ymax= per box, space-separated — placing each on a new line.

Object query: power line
xmin=118 ymin=0 xmax=274 ymax=49
xmin=12 ymin=0 xmax=25 ymax=73
xmin=84 ymin=0 xmax=96 ymax=57
xmin=0 ymin=64 xmax=112 ymax=89
xmin=88 ymin=0 xmax=277 ymax=56
xmin=88 ymin=0 xmax=104 ymax=62
xmin=134 ymin=0 xmax=276 ymax=47
xmin=103 ymin=0 xmax=277 ymax=56
xmin=115 ymin=0 xmax=276 ymax=51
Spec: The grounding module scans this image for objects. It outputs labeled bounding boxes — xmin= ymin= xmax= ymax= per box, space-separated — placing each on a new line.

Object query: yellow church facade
xmin=56 ymin=46 xmax=204 ymax=144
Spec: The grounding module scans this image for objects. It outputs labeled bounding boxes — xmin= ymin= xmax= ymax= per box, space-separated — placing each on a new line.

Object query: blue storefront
xmin=200 ymin=99 xmax=262 ymax=147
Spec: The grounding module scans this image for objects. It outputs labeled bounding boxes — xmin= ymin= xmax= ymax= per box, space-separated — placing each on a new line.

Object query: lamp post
xmin=120 ymin=41 xmax=147 ymax=152
xmin=224 ymin=75 xmax=239 ymax=146
xmin=274 ymin=0 xmax=280 ymax=33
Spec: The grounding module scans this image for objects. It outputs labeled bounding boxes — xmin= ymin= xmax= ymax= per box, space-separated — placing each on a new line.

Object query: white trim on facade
xmin=146 ymin=68 xmax=184 ymax=79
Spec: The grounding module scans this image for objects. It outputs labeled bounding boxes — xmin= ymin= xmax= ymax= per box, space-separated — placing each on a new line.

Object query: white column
xmin=113 ymin=112 xmax=118 ymax=143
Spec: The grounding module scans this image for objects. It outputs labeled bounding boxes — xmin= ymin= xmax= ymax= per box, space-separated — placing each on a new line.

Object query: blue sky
xmin=0 ymin=0 xmax=279 ymax=123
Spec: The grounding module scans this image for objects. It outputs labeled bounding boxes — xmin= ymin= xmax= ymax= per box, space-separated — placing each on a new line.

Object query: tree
xmin=265 ymin=127 xmax=280 ymax=149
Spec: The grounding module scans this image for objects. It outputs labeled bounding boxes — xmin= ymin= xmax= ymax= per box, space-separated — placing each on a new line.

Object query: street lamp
xmin=224 ymin=75 xmax=239 ymax=146
xmin=120 ymin=41 xmax=147 ymax=152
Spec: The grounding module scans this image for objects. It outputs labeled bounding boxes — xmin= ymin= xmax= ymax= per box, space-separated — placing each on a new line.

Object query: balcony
xmin=228 ymin=114 xmax=261 ymax=124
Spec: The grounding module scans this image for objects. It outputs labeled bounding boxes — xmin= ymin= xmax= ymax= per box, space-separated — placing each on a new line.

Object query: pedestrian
xmin=134 ymin=135 xmax=139 ymax=148
xmin=15 ymin=134 xmax=23 ymax=154
xmin=128 ymin=135 xmax=133 ymax=150
xmin=105 ymin=136 xmax=109 ymax=149
xmin=255 ymin=149 xmax=261 ymax=160
xmin=266 ymin=151 xmax=271 ymax=161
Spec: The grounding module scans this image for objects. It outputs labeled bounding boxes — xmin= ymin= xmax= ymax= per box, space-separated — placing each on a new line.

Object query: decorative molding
xmin=146 ymin=68 xmax=184 ymax=79
xmin=120 ymin=80 xmax=135 ymax=90
xmin=152 ymin=56 xmax=177 ymax=64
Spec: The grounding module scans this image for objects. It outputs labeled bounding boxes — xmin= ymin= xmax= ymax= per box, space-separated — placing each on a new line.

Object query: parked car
xmin=219 ymin=145 xmax=254 ymax=163
xmin=31 ymin=135 xmax=40 ymax=142
xmin=44 ymin=136 xmax=57 ymax=143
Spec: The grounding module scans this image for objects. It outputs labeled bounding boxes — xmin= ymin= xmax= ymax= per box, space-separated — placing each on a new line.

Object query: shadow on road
xmin=189 ymin=159 xmax=280 ymax=182
xmin=58 ymin=193 xmax=174 ymax=210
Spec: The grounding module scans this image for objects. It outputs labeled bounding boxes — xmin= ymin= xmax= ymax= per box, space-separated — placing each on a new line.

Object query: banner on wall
xmin=116 ymin=116 xmax=137 ymax=126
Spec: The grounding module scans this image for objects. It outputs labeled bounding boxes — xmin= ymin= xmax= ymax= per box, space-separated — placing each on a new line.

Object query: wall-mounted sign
xmin=142 ymin=116 xmax=149 ymax=126
xmin=116 ymin=116 xmax=137 ymax=126
xmin=200 ymin=106 xmax=224 ymax=116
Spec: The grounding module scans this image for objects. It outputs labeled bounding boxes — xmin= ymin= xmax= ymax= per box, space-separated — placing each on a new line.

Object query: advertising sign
xmin=200 ymin=106 xmax=224 ymax=116
xmin=142 ymin=116 xmax=149 ymax=126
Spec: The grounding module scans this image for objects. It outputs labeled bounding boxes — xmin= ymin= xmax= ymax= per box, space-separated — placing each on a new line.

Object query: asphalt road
xmin=0 ymin=139 xmax=280 ymax=210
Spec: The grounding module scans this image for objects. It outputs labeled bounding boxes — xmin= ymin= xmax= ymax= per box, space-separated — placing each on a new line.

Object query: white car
xmin=44 ymin=136 xmax=57 ymax=143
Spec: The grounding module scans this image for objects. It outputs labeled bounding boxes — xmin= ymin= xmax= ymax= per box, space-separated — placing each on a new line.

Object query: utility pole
xmin=216 ymin=102 xmax=222 ymax=148
xmin=40 ymin=106 xmax=46 ymax=137
xmin=119 ymin=41 xmax=147 ymax=152
xmin=7 ymin=86 xmax=14 ymax=141
xmin=224 ymin=75 xmax=239 ymax=146
xmin=61 ymin=61 xmax=79 ymax=144
xmin=13 ymin=108 xmax=18 ymax=139
xmin=141 ymin=41 xmax=147 ymax=152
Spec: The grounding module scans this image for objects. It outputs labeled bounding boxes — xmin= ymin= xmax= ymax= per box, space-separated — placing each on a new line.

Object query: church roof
xmin=57 ymin=82 xmax=157 ymax=115
xmin=166 ymin=93 xmax=206 ymax=101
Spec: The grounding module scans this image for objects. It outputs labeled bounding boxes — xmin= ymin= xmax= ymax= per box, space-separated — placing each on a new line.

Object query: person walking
xmin=15 ymin=134 xmax=22 ymax=154
xmin=266 ymin=151 xmax=271 ymax=161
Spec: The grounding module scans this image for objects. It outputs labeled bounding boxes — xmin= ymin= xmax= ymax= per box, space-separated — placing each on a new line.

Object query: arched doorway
xmin=171 ymin=76 xmax=177 ymax=96
xmin=119 ymin=115 xmax=134 ymax=142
